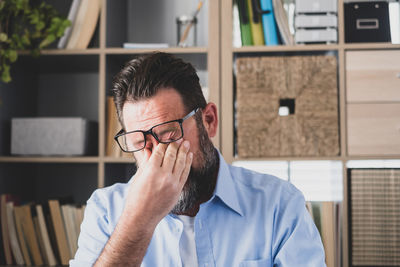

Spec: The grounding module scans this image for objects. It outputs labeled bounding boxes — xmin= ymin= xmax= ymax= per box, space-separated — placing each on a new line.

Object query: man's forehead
xmin=123 ymin=89 xmax=185 ymax=130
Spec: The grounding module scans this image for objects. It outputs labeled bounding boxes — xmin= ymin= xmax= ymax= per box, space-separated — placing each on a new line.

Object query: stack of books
xmin=57 ymin=0 xmax=101 ymax=49
xmin=234 ymin=0 xmax=294 ymax=46
xmin=0 ymin=195 xmax=85 ymax=266
xmin=294 ymin=0 xmax=338 ymax=44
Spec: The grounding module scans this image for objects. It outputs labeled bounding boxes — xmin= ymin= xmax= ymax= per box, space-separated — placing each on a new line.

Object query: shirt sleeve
xmin=70 ymin=189 xmax=111 ymax=267
xmin=272 ymin=186 xmax=327 ymax=267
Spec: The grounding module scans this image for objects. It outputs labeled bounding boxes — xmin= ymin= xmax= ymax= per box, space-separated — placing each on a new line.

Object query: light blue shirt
xmin=71 ymin=153 xmax=326 ymax=266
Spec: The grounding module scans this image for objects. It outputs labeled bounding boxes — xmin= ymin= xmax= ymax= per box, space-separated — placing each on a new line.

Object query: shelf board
xmin=233 ymin=44 xmax=339 ymax=53
xmin=343 ymin=42 xmax=400 ymax=50
xmin=0 ymin=156 xmax=99 ymax=163
xmin=103 ymin=156 xmax=135 ymax=163
xmin=233 ymin=156 xmax=344 ymax=162
xmin=105 ymin=47 xmax=208 ymax=54
xmin=233 ymin=43 xmax=400 ymax=53
xmin=18 ymin=48 xmax=102 ymax=55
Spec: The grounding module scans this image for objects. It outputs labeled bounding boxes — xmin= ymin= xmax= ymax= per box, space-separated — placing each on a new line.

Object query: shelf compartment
xmin=0 ymin=163 xmax=98 ymax=204
xmin=106 ymin=0 xmax=209 ymax=48
xmin=104 ymin=163 xmax=137 ymax=187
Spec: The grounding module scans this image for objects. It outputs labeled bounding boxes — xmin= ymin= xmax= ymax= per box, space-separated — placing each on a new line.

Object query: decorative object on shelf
xmin=0 ymin=0 xmax=70 ymax=83
xmin=11 ymin=117 xmax=90 ymax=156
xmin=235 ymin=55 xmax=339 ymax=157
xmin=344 ymin=1 xmax=391 ymax=43
xmin=177 ymin=1 xmax=203 ymax=47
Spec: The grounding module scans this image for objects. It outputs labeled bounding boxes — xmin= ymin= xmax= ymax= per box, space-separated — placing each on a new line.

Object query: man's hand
xmin=124 ymin=140 xmax=193 ymax=228
xmin=95 ymin=140 xmax=192 ymax=266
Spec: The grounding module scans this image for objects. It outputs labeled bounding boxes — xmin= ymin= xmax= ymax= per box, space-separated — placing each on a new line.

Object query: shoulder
xmin=88 ymin=181 xmax=129 ymax=207
xmin=228 ymin=164 xmax=302 ymax=201
xmin=85 ymin=181 xmax=130 ymax=227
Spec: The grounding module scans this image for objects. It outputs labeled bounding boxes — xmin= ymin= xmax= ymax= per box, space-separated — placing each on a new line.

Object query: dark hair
xmin=112 ymin=52 xmax=207 ymax=127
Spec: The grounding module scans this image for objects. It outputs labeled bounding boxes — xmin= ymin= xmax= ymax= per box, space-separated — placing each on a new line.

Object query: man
xmin=71 ymin=52 xmax=326 ymax=266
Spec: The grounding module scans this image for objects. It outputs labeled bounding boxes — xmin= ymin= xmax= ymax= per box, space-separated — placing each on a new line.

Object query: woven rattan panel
xmin=236 ymin=55 xmax=339 ymax=157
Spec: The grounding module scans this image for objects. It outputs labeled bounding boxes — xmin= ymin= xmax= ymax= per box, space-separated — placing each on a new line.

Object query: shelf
xmin=103 ymin=156 xmax=135 ymax=163
xmin=105 ymin=47 xmax=208 ymax=54
xmin=18 ymin=48 xmax=102 ymax=55
xmin=233 ymin=156 xmax=343 ymax=162
xmin=0 ymin=156 xmax=99 ymax=163
xmin=233 ymin=44 xmax=339 ymax=53
xmin=233 ymin=43 xmax=400 ymax=53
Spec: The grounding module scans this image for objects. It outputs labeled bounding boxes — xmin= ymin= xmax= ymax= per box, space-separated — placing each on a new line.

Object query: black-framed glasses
xmin=114 ymin=108 xmax=199 ymax=153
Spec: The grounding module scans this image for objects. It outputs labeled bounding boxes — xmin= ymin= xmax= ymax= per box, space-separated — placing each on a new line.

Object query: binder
xmin=248 ymin=0 xmax=265 ymax=45
xmin=237 ymin=0 xmax=253 ymax=46
xmin=259 ymin=0 xmax=279 ymax=45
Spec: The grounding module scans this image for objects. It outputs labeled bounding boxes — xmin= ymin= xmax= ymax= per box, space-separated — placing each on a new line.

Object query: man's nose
xmin=144 ymin=133 xmax=159 ymax=151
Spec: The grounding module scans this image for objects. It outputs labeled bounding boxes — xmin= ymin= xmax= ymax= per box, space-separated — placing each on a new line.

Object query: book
xmin=236 ymin=0 xmax=253 ymax=46
xmin=272 ymin=0 xmax=294 ymax=45
xmin=123 ymin=43 xmax=169 ymax=49
xmin=1 ymin=194 xmax=13 ymax=264
xmin=48 ymin=199 xmax=71 ymax=265
xmin=15 ymin=204 xmax=44 ymax=266
xmin=232 ymin=1 xmax=243 ymax=47
xmin=248 ymin=0 xmax=264 ymax=45
xmin=14 ymin=205 xmax=32 ymax=265
xmin=259 ymin=0 xmax=279 ymax=45
xmin=66 ymin=0 xmax=101 ymax=49
xmin=33 ymin=216 xmax=47 ymax=265
xmin=36 ymin=204 xmax=58 ymax=266
xmin=106 ymin=96 xmax=123 ymax=157
xmin=57 ymin=0 xmax=82 ymax=49
xmin=6 ymin=202 xmax=24 ymax=265
xmin=61 ymin=204 xmax=78 ymax=257
xmin=321 ymin=202 xmax=336 ymax=267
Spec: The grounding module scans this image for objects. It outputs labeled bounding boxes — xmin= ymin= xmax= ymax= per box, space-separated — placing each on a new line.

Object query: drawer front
xmin=347 ymin=103 xmax=400 ymax=155
xmin=346 ymin=50 xmax=400 ymax=102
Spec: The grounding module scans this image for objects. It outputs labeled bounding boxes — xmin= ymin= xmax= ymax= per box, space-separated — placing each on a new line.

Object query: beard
xmin=170 ymin=118 xmax=219 ymax=215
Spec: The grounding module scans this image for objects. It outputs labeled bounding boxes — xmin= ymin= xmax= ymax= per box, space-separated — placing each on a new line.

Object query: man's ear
xmin=201 ymin=102 xmax=218 ymax=138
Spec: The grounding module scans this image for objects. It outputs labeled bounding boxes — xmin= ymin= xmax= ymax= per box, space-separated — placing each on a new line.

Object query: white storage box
xmin=11 ymin=118 xmax=90 ymax=156
xmin=295 ymin=0 xmax=337 ymax=13
xmin=295 ymin=14 xmax=338 ymax=28
xmin=295 ymin=28 xmax=337 ymax=43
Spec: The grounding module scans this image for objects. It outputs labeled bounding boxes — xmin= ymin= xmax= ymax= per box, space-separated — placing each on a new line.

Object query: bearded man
xmin=70 ymin=52 xmax=326 ymax=267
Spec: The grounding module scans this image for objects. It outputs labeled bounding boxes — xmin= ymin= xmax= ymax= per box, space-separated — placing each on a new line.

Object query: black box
xmin=345 ymin=1 xmax=391 ymax=43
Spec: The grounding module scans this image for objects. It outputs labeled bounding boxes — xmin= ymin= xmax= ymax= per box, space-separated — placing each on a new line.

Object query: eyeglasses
xmin=114 ymin=108 xmax=199 ymax=153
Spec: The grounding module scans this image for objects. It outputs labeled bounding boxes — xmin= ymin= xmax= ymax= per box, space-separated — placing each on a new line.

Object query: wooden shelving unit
xmin=221 ymin=0 xmax=400 ymax=266
xmin=1 ymin=0 xmax=399 ymax=266
xmin=0 ymin=0 xmax=220 ymax=199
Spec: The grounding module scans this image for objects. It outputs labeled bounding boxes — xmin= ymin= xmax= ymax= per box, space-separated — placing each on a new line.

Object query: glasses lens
xmin=153 ymin=121 xmax=183 ymax=143
xmin=117 ymin=131 xmax=145 ymax=152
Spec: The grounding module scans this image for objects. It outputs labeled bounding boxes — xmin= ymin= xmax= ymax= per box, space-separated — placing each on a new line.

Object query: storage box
xmin=295 ymin=14 xmax=338 ymax=28
xmin=344 ymin=1 xmax=391 ymax=43
xmin=295 ymin=0 xmax=337 ymax=13
xmin=295 ymin=28 xmax=337 ymax=43
xmin=11 ymin=118 xmax=90 ymax=156
xmin=235 ymin=55 xmax=339 ymax=157
xmin=347 ymin=103 xmax=400 ymax=155
xmin=346 ymin=50 xmax=400 ymax=103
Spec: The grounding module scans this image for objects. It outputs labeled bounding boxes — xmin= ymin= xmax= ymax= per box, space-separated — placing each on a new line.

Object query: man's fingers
xmin=149 ymin=143 xmax=168 ymax=167
xmin=161 ymin=141 xmax=181 ymax=172
xmin=179 ymin=152 xmax=193 ymax=185
xmin=172 ymin=140 xmax=190 ymax=175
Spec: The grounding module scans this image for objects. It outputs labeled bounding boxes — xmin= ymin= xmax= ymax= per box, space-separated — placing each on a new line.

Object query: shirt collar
xmin=212 ymin=151 xmax=244 ymax=216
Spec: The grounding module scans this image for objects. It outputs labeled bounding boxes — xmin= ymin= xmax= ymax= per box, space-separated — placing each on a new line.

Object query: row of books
xmin=0 ymin=194 xmax=85 ymax=266
xmin=57 ymin=0 xmax=101 ymax=49
xmin=306 ymin=201 xmax=342 ymax=267
xmin=234 ymin=0 xmax=294 ymax=46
